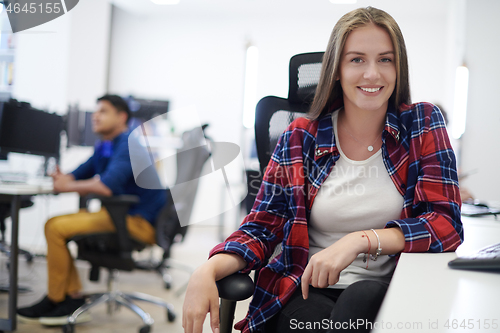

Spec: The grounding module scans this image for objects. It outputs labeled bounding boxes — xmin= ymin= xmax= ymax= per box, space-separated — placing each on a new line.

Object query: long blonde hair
xmin=308 ymin=7 xmax=411 ymax=120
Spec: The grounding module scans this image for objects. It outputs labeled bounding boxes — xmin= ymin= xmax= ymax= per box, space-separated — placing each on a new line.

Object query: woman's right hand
xmin=183 ymin=253 xmax=247 ymax=333
xmin=182 ymin=263 xmax=221 ymax=333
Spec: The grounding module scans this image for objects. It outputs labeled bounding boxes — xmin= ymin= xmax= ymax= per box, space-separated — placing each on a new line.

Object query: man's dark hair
xmin=97 ymin=94 xmax=131 ymax=122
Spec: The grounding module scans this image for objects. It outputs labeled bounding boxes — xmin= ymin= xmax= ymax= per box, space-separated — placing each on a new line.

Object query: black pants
xmin=265 ymin=280 xmax=388 ymax=333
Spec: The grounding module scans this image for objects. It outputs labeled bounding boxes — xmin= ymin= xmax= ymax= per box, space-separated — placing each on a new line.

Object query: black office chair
xmin=0 ymin=196 xmax=35 ymax=263
xmin=62 ymin=125 xmax=212 ymax=333
xmin=65 ymin=195 xmax=171 ymax=333
xmin=137 ymin=124 xmax=213 ymax=291
xmin=216 ymin=52 xmax=324 ymax=333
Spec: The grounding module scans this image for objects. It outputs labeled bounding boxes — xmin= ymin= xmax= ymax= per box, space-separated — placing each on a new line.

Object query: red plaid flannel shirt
xmin=210 ymin=102 xmax=463 ymax=332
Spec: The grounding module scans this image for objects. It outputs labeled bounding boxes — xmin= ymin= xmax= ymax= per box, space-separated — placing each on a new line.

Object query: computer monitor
xmin=65 ymin=104 xmax=82 ymax=147
xmin=65 ymin=96 xmax=169 ymax=147
xmin=65 ymin=106 xmax=98 ymax=147
xmin=82 ymin=111 xmax=99 ymax=146
xmin=0 ymin=100 xmax=63 ymax=158
xmin=126 ymin=96 xmax=169 ymax=121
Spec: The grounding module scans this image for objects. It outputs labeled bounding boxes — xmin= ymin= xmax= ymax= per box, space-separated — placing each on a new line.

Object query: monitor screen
xmin=82 ymin=111 xmax=99 ymax=146
xmin=65 ymin=104 xmax=83 ymax=147
xmin=65 ymin=106 xmax=98 ymax=147
xmin=127 ymin=97 xmax=169 ymax=121
xmin=65 ymin=97 xmax=169 ymax=147
xmin=0 ymin=100 xmax=63 ymax=158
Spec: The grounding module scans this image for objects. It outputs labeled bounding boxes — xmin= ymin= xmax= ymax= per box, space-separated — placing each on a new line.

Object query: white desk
xmin=0 ymin=182 xmax=53 ymax=332
xmin=0 ymin=181 xmax=53 ymax=195
xmin=373 ymin=216 xmax=500 ymax=333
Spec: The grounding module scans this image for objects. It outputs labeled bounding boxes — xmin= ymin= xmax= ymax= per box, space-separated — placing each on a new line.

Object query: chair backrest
xmin=217 ymin=52 xmax=326 ymax=333
xmin=255 ymin=52 xmax=324 ymax=260
xmin=73 ymin=195 xmax=144 ymax=273
xmin=154 ymin=125 xmax=212 ymax=256
xmin=255 ymin=52 xmax=324 ymax=175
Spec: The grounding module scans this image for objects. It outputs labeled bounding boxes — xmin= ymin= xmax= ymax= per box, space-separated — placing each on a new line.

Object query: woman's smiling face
xmin=339 ymin=23 xmax=396 ymax=114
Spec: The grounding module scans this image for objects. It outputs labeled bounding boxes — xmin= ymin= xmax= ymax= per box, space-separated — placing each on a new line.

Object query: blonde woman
xmin=183 ymin=7 xmax=462 ymax=333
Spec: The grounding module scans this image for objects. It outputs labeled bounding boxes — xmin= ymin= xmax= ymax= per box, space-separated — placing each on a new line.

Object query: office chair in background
xmin=137 ymin=124 xmax=213 ymax=292
xmin=216 ymin=52 xmax=324 ymax=333
xmin=0 ymin=196 xmax=35 ymax=264
xmin=62 ymin=126 xmax=212 ymax=333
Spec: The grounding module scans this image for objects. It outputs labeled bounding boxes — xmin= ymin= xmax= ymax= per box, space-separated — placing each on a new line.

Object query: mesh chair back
xmin=255 ymin=52 xmax=324 ymax=174
xmin=155 ymin=126 xmax=211 ymax=256
xmin=288 ymin=52 xmax=324 ymax=104
xmin=173 ymin=127 xmax=211 ymax=225
xmin=217 ymin=52 xmax=325 ymax=333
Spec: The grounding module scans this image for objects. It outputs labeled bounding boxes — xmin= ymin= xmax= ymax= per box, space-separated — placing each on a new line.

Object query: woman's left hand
xmin=301 ymin=232 xmax=366 ymax=299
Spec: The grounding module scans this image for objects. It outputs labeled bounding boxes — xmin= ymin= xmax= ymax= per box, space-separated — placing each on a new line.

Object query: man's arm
xmin=52 ymin=166 xmax=112 ymax=197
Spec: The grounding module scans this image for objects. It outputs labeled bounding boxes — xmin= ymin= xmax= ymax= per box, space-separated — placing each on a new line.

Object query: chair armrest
xmin=98 ymin=195 xmax=140 ymax=205
xmin=79 ymin=194 xmax=139 ymax=209
xmin=216 ymin=273 xmax=254 ymax=302
xmin=217 ymin=273 xmax=254 ymax=333
xmin=80 ymin=194 xmax=140 ymax=252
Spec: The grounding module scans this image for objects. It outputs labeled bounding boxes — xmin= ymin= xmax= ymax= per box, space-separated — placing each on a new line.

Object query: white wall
xmin=12 ymin=13 xmax=71 ymax=113
xmin=65 ymin=0 xmax=112 ymax=110
xmin=104 ymin=1 xmax=454 ymax=229
xmin=12 ymin=0 xmax=112 ymax=113
xmin=107 ymin=1 xmax=450 ymax=161
xmin=460 ymin=0 xmax=500 ymax=203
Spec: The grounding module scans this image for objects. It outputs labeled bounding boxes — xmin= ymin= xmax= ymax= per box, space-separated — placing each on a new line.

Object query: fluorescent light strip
xmin=151 ymin=0 xmax=180 ymax=4
xmin=243 ymin=46 xmax=259 ymax=129
xmin=452 ymin=65 xmax=469 ymax=139
xmin=330 ymin=0 xmax=357 ymax=4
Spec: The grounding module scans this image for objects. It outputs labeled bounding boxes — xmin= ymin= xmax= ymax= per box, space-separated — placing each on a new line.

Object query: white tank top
xmin=308 ymin=109 xmax=404 ymax=288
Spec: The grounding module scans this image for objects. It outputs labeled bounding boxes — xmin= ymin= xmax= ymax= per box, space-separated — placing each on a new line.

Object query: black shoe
xmin=39 ymin=297 xmax=91 ymax=326
xmin=17 ymin=296 xmax=60 ymax=323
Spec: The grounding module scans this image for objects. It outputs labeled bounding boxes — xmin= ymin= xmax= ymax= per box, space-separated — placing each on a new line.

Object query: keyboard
xmin=0 ymin=172 xmax=28 ymax=184
xmin=448 ymin=242 xmax=500 ymax=271
xmin=462 ymin=202 xmax=500 ymax=217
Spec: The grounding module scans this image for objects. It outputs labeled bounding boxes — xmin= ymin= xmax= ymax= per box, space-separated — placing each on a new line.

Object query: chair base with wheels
xmin=62 ymin=270 xmax=175 ymax=333
xmin=60 ymin=248 xmax=177 ymax=333
xmin=136 ymin=256 xmax=194 ymax=293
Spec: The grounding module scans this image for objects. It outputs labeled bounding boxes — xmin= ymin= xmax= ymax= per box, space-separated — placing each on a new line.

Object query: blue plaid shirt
xmin=210 ymin=102 xmax=463 ymax=332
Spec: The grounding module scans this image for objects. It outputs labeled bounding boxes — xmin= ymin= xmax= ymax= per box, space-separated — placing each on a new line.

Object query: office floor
xmin=0 ymin=224 xmax=251 ymax=333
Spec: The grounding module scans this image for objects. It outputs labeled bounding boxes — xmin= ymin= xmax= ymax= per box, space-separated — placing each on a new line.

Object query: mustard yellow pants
xmin=44 ymin=208 xmax=156 ymax=302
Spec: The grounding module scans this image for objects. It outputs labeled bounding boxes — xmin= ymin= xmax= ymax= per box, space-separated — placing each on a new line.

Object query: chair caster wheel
xmin=163 ymin=274 xmax=172 ymax=290
xmin=62 ymin=324 xmax=74 ymax=333
xmin=167 ymin=310 xmax=176 ymax=322
xmin=139 ymin=325 xmax=151 ymax=333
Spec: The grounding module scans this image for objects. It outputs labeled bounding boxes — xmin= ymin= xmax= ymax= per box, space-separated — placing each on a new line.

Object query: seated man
xmin=17 ymin=94 xmax=166 ymax=326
